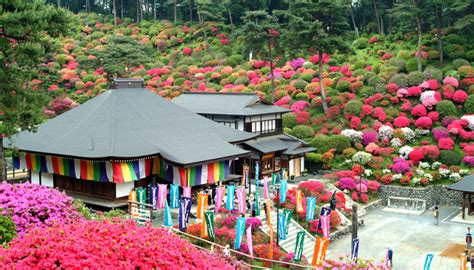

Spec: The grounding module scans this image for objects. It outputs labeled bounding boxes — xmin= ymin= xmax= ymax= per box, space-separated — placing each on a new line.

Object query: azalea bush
xmin=0 ymin=219 xmax=234 ymax=269
xmin=0 ymin=182 xmax=82 ymax=236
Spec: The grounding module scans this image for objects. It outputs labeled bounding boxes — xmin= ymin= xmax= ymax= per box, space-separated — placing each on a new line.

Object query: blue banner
xmin=226 ymin=185 xmax=235 ymax=210
xmin=351 ymin=238 xmax=359 ymax=261
xmin=170 ymin=184 xmax=179 ymax=209
xmin=164 ymin=200 xmax=172 ymax=227
xmin=278 ymin=213 xmax=286 ymax=240
xmin=178 ymin=197 xmax=192 ymax=232
xmin=423 ymin=253 xmax=434 ymax=270
xmin=306 ymin=197 xmax=316 ymax=221
xmin=255 ymin=161 xmax=260 ymax=187
xmin=234 ymin=217 xmax=246 ymax=249
xmin=279 ymin=180 xmax=288 ymax=204
xmin=147 ymin=184 xmax=158 ymax=209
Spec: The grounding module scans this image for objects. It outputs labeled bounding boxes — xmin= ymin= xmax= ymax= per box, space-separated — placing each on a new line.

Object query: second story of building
xmin=173 ymin=92 xmax=291 ymax=137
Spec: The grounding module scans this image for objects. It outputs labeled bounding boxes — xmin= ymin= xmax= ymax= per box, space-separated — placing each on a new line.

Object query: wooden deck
xmin=65 ymin=191 xmax=128 ymax=209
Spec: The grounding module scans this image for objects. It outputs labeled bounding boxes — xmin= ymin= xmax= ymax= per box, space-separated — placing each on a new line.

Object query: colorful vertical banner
xmin=164 ymin=200 xmax=172 ymax=227
xmin=226 ymin=185 xmax=235 ymax=210
xmin=254 ymin=161 xmax=260 ymax=187
xmin=318 ymin=207 xmax=331 ymax=231
xmin=294 ymin=231 xmax=305 ymax=262
xmin=136 ymin=187 xmax=147 ymax=204
xmin=306 ymin=197 xmax=316 ymax=221
xmin=312 ymin=236 xmax=330 ymax=266
xmin=247 ymin=224 xmax=253 ymax=257
xmin=283 ymin=209 xmax=292 ymax=236
xmin=129 ymin=190 xmax=137 ymax=202
xmin=269 ymin=223 xmax=274 ymax=260
xmin=201 ymin=214 xmax=208 ymax=239
xmin=157 ymin=184 xmax=167 ymax=209
xmin=148 ymin=185 xmax=158 ymax=209
xmin=271 ymin=173 xmax=279 ymax=186
xmin=266 ymin=199 xmax=272 ymax=227
xmin=178 ymin=197 xmax=192 ymax=232
xmin=461 ymin=255 xmax=467 ymax=270
xmin=279 ymin=180 xmax=288 ymax=204
xmin=351 ymin=238 xmax=359 ymax=261
xmin=236 ymin=187 xmax=246 ymax=214
xmin=296 ymin=189 xmax=303 ymax=213
xmin=242 ymin=165 xmax=249 ymax=188
xmin=170 ymin=184 xmax=179 ymax=209
xmin=278 ymin=213 xmax=286 ymax=240
xmin=197 ymin=193 xmax=208 ymax=220
xmin=263 ymin=176 xmax=269 ymax=199
xmin=282 ymin=168 xmax=288 ymax=181
xmin=234 ymin=217 xmax=246 ymax=249
xmin=423 ymin=253 xmax=433 ymax=270
xmin=255 ymin=191 xmax=260 ymax=216
xmin=321 ymin=214 xmax=330 ymax=239
xmin=214 ymin=187 xmax=224 ymax=213
xmin=183 ymin=187 xmax=191 ymax=198
xmin=204 ymin=211 xmax=215 ymax=241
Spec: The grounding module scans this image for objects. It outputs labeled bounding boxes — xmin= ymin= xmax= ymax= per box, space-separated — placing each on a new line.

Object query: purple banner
xmin=179 ymin=197 xmax=193 ymax=232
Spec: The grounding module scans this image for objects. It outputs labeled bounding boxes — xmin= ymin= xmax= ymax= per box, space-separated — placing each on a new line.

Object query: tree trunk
xmin=188 ymin=1 xmax=192 ymax=22
xmin=416 ymin=15 xmax=423 ymax=72
xmin=153 ymin=0 xmax=157 ymax=21
xmin=174 ymin=0 xmax=177 ymax=24
xmin=435 ymin=4 xmax=443 ymax=64
xmin=121 ymin=0 xmax=124 ymax=20
xmin=57 ymin=0 xmax=60 ymax=8
xmin=372 ymin=0 xmax=381 ymax=34
xmin=268 ymin=38 xmax=275 ymax=103
xmin=362 ymin=0 xmax=366 ymax=32
xmin=228 ymin=9 xmax=233 ymax=25
xmin=113 ymin=0 xmax=117 ymax=25
xmin=139 ymin=0 xmax=144 ymax=21
xmin=380 ymin=16 xmax=384 ymax=35
xmin=136 ymin=0 xmax=140 ymax=22
xmin=349 ymin=3 xmax=359 ymax=38
xmin=318 ymin=50 xmax=328 ymax=113
xmin=0 ymin=138 xmax=6 ymax=182
xmin=85 ymin=0 xmax=90 ymax=13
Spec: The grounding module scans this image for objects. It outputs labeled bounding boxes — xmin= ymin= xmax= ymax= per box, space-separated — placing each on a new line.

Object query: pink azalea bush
xmin=0 ymin=182 xmax=82 ymax=236
xmin=0 ymin=219 xmax=234 ymax=269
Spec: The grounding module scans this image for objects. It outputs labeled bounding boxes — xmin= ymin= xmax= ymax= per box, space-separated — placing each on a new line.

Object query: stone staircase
xmin=259 ymin=210 xmax=316 ymax=262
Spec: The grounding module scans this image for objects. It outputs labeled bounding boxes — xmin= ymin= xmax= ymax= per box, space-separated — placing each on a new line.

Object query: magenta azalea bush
xmin=0 ymin=182 xmax=81 ymax=235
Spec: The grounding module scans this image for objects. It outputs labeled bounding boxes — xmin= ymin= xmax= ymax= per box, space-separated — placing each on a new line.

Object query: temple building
xmin=4 ymin=79 xmax=256 ymax=204
xmin=173 ymin=92 xmax=315 ymax=180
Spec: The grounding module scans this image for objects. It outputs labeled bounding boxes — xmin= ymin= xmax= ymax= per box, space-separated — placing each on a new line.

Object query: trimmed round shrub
xmin=282 ymin=113 xmax=297 ymax=129
xmin=439 ymin=150 xmax=464 ymax=166
xmin=344 ymin=100 xmax=363 ymax=116
xmin=295 ymin=93 xmax=310 ymax=102
xmin=310 ymin=134 xmax=329 ymax=153
xmin=452 ymin=59 xmax=471 ymax=70
xmin=326 ymin=135 xmax=351 ymax=153
xmin=336 ymin=80 xmax=350 ymax=92
xmin=352 ymin=37 xmax=369 ymax=49
xmin=0 ymin=214 xmax=16 ymax=246
xmin=466 ymin=50 xmax=474 ymax=62
xmin=406 ymin=58 xmax=419 ymax=73
xmin=408 ymin=71 xmax=425 ymax=86
xmin=436 ymin=100 xmax=458 ymax=118
xmin=224 ymin=54 xmax=243 ymax=67
xmin=291 ymin=125 xmax=315 ymax=139
xmin=444 ymin=45 xmax=465 ymax=60
xmin=293 ymin=79 xmax=308 ymax=90
xmin=423 ymin=67 xmax=443 ymax=81
xmin=389 ymin=73 xmax=409 ymax=87
xmin=389 ymin=58 xmax=406 ymax=72
xmin=465 ymin=95 xmax=474 ymax=114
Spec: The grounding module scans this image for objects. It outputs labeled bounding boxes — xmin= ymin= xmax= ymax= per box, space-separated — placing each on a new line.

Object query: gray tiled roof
xmin=243 ymin=134 xmax=315 ymax=155
xmin=447 ymin=174 xmax=474 ymax=193
xmin=173 ymin=92 xmax=291 ymax=116
xmin=4 ymin=87 xmax=256 ymax=166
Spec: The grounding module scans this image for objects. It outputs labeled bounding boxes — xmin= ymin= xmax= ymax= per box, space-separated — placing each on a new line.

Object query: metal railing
xmin=163 ymin=225 xmax=313 ymax=269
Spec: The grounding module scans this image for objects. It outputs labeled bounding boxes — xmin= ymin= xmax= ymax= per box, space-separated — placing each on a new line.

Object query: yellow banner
xmin=312 ymin=236 xmax=330 ymax=266
xmin=201 ymin=219 xmax=208 ymax=239
xmin=296 ymin=189 xmax=304 ymax=213
xmin=266 ymin=199 xmax=272 ymax=227
xmin=197 ymin=193 xmax=208 ymax=220
xmin=461 ymin=255 xmax=466 ymax=270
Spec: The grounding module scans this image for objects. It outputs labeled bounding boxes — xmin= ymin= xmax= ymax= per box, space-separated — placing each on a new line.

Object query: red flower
xmin=453 ymin=90 xmax=468 ymax=103
xmin=394 ymin=116 xmax=410 ymax=128
xmin=415 ymin=117 xmax=433 ymax=129
xmin=182 ymin=47 xmax=192 ymax=55
xmin=411 ymin=104 xmax=427 ymax=117
xmin=409 ymin=148 xmax=424 ymax=164
xmin=368 ymin=36 xmax=378 ymax=44
xmin=438 ymin=137 xmax=454 ymax=150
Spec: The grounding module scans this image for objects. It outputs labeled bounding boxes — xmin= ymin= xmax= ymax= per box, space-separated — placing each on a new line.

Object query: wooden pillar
xmin=462 ymin=192 xmax=466 ymax=220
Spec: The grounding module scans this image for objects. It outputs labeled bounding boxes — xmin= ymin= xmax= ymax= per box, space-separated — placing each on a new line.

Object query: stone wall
xmin=379 ymin=184 xmax=462 ymax=208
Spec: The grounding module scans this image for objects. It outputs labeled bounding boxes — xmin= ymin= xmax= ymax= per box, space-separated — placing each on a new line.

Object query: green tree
xmin=0 ymin=0 xmax=71 ymax=180
xmin=88 ymin=36 xmax=154 ymax=78
xmin=390 ymin=0 xmax=433 ymax=72
xmin=237 ymin=10 xmax=280 ymax=102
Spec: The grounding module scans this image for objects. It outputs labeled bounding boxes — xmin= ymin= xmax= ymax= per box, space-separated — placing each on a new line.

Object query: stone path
xmin=326 ymin=206 xmax=468 ymax=269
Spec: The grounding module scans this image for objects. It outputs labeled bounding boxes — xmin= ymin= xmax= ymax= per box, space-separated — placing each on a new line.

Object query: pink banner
xmin=236 ymin=187 xmax=246 ymax=214
xmin=247 ymin=224 xmax=253 ymax=257
xmin=183 ymin=187 xmax=191 ymax=198
xmin=263 ymin=176 xmax=269 ymax=200
xmin=157 ymin=184 xmax=167 ymax=209
xmin=321 ymin=215 xmax=330 ymax=239
xmin=215 ymin=187 xmax=224 ymax=214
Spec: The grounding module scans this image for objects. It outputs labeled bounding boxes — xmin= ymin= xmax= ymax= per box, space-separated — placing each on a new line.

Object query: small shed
xmin=447 ymin=174 xmax=474 ymax=219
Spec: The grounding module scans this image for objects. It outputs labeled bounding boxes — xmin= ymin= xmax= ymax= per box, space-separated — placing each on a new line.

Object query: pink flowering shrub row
xmin=0 ymin=182 xmax=82 ymax=236
xmin=0 ymin=219 xmax=233 ymax=269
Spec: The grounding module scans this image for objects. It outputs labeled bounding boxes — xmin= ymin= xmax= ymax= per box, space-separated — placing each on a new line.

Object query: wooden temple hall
xmin=4 ymin=78 xmax=257 ymax=206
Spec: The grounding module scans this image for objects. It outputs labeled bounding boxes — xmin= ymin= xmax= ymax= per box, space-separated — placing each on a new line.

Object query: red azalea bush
xmin=408 ymin=148 xmax=425 ymax=164
xmin=380 ymin=174 xmax=393 ymax=185
xmin=453 ymin=90 xmax=468 ymax=103
xmin=298 ymin=180 xmax=326 ymax=196
xmin=415 ymin=116 xmax=433 ymax=129
xmin=411 ymin=104 xmax=427 ymax=117
xmin=0 ymin=220 xmax=234 ymax=269
xmin=438 ymin=137 xmax=454 ymax=150
xmin=394 ymin=115 xmax=410 ymax=128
